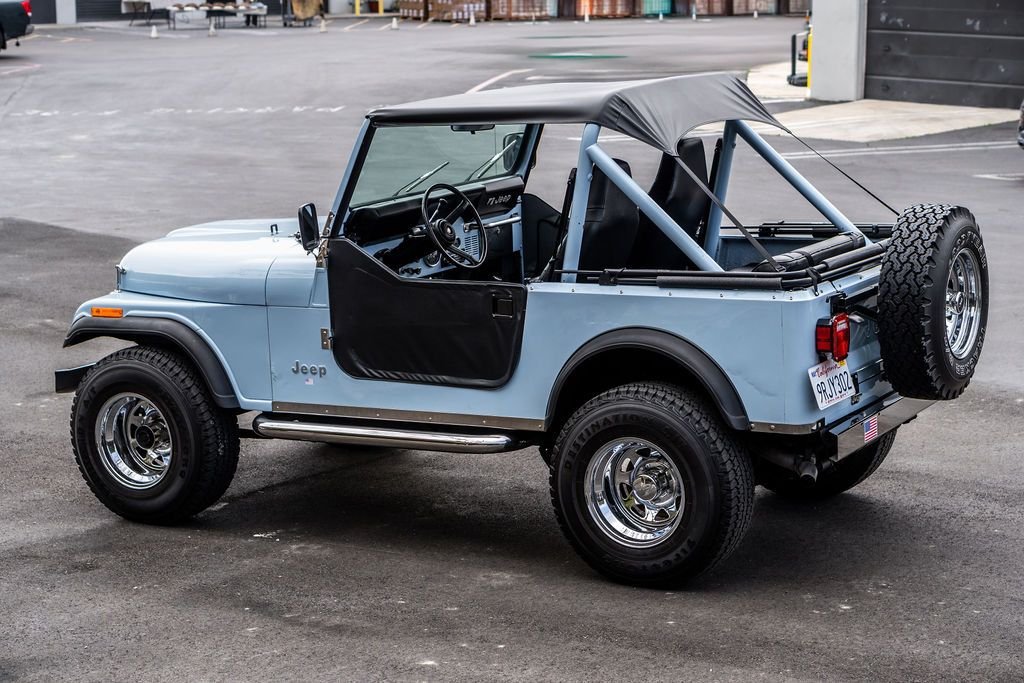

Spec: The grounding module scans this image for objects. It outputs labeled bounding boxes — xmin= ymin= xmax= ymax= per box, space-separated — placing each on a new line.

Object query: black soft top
xmin=367 ymin=72 xmax=781 ymax=155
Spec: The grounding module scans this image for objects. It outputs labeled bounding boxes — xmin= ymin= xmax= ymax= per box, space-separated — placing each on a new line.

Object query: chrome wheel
xmin=584 ymin=438 xmax=685 ymax=549
xmin=94 ymin=393 xmax=173 ymax=490
xmin=945 ymin=246 xmax=983 ymax=360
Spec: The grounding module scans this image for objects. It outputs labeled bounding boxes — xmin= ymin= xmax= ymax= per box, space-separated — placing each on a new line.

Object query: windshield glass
xmin=349 ymin=124 xmax=529 ymax=207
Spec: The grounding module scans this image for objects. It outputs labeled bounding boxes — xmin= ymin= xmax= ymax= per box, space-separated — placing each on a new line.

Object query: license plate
xmin=807 ymin=358 xmax=856 ymax=410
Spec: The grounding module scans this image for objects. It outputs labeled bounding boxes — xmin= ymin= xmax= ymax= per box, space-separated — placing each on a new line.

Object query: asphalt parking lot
xmin=2 ymin=15 xmax=1024 ymax=681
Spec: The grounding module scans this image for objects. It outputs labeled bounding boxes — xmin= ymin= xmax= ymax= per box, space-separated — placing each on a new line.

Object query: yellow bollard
xmin=806 ymin=29 xmax=813 ymax=90
xmin=378 ymin=0 xmax=383 ymax=14
xmin=355 ymin=0 xmax=360 ymax=16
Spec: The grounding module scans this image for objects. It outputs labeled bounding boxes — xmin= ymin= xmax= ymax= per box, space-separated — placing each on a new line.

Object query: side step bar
xmin=252 ymin=416 xmax=517 ymax=454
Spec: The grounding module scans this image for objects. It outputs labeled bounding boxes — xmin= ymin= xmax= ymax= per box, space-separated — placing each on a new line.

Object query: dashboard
xmin=342 ymin=175 xmax=526 ymax=279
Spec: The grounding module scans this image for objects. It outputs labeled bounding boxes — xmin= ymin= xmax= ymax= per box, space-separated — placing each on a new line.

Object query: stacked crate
xmin=490 ymin=0 xmax=554 ymax=20
xmin=639 ymin=0 xmax=670 ymax=15
xmin=574 ymin=0 xmax=632 ymax=17
xmin=396 ymin=0 xmax=484 ymax=19
xmin=396 ymin=0 xmax=424 ymax=18
xmin=694 ymin=0 xmax=726 ymax=14
xmin=731 ymin=0 xmax=775 ymax=14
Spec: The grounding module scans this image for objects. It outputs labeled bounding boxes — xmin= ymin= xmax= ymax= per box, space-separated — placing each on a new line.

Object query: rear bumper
xmin=831 ymin=395 xmax=935 ymax=459
xmin=5 ymin=20 xmax=32 ymax=40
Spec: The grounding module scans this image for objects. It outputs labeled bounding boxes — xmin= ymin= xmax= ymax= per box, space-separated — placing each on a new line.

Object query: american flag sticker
xmin=863 ymin=415 xmax=879 ymax=443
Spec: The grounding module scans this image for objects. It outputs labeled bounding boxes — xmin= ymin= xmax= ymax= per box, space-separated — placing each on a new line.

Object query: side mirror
xmin=297 ymin=202 xmax=320 ymax=253
xmin=502 ymin=133 xmax=523 ymax=170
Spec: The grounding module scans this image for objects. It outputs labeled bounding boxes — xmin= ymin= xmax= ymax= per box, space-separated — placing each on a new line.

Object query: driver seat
xmin=578 ymin=159 xmax=640 ymax=271
xmin=629 ymin=138 xmax=712 ymax=270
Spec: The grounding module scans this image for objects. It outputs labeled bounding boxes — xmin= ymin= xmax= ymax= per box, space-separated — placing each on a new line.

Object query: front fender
xmin=62 ymin=316 xmax=240 ymax=410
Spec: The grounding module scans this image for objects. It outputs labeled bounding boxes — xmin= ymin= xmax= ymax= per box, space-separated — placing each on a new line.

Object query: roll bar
xmin=560 ymin=120 xmax=866 ymax=281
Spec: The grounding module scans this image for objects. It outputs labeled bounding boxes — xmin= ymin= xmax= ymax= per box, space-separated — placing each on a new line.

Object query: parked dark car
xmin=0 ymin=0 xmax=33 ymax=52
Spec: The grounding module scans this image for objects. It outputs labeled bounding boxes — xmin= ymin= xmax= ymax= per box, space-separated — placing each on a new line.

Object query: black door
xmin=327 ymin=238 xmax=527 ymax=389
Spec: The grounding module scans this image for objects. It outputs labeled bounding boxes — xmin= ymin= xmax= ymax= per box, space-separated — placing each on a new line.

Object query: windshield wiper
xmin=392 ymin=161 xmax=450 ymax=197
xmin=464 ymin=139 xmax=519 ymax=182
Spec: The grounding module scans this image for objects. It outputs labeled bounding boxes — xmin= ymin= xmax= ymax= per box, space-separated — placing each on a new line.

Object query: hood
xmin=119 ymin=219 xmax=309 ymax=305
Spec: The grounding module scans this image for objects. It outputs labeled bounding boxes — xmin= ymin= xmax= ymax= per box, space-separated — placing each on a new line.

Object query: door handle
xmin=492 ymin=295 xmax=515 ymax=319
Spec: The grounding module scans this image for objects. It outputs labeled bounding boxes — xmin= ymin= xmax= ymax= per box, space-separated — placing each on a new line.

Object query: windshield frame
xmin=333 ymin=122 xmax=542 ymax=234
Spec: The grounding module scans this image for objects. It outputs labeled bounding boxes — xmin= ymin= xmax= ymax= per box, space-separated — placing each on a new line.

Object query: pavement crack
xmin=0 ymin=72 xmax=32 ymax=121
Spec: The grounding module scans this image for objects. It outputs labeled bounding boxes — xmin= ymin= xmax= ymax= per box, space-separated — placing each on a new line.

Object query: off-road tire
xmin=758 ymin=430 xmax=897 ymax=501
xmin=549 ymin=383 xmax=754 ymax=586
xmin=71 ymin=345 xmax=239 ymax=524
xmin=878 ymin=204 xmax=987 ymax=400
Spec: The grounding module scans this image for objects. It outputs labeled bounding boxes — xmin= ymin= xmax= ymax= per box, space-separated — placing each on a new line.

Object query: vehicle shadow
xmin=191 ymin=444 xmax=938 ymax=589
xmin=701 ymin=492 xmax=905 ymax=585
xmin=201 ymin=444 xmax=581 ymax=567
xmin=0 ymin=51 xmax=35 ymax=62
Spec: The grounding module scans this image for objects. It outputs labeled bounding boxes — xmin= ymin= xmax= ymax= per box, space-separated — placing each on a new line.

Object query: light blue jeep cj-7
xmin=57 ymin=74 xmax=989 ymax=585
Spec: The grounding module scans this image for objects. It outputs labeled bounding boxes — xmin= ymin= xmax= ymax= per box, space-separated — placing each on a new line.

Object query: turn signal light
xmin=91 ymin=307 xmax=123 ymax=318
xmin=815 ymin=312 xmax=850 ymax=361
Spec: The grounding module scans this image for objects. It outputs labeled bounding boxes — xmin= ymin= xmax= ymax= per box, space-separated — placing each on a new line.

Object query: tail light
xmin=21 ymin=0 xmax=31 ymax=16
xmin=816 ymin=312 xmax=850 ymax=361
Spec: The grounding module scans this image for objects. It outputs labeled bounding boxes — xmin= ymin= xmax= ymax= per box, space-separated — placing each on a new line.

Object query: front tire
xmin=71 ymin=346 xmax=239 ymax=524
xmin=550 ymin=383 xmax=754 ymax=586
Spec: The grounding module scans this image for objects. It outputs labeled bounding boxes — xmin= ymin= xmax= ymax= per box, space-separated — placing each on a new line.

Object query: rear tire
xmin=878 ymin=204 xmax=988 ymax=400
xmin=549 ymin=383 xmax=754 ymax=586
xmin=71 ymin=346 xmax=239 ymax=524
xmin=758 ymin=430 xmax=897 ymax=501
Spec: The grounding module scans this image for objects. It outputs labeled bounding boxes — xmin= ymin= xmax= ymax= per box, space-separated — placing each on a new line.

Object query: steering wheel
xmin=420 ymin=183 xmax=489 ymax=270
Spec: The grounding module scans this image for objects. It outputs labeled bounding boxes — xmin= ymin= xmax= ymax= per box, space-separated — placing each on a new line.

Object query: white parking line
xmin=564 ymin=136 xmax=1018 ymax=161
xmin=7 ymin=105 xmax=346 ymax=117
xmin=567 ymin=131 xmax=719 ymax=143
xmin=465 ymin=68 xmax=534 ymax=94
xmin=974 ymin=172 xmax=1024 ymax=182
xmin=343 ymin=19 xmax=369 ymax=31
xmin=85 ymin=25 xmax=189 ymax=39
xmin=781 ymin=141 xmax=1017 ymax=159
xmin=0 ymin=63 xmax=42 ymax=77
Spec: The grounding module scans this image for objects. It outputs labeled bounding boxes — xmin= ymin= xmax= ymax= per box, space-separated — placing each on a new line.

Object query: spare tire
xmin=878 ymin=204 xmax=988 ymax=400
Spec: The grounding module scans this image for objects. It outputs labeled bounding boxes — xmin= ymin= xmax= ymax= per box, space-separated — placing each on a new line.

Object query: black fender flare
xmin=62 ymin=316 xmax=240 ymax=410
xmin=546 ymin=327 xmax=750 ymax=431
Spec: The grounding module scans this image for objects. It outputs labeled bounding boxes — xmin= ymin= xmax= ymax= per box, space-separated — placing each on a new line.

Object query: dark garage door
xmin=75 ymin=0 xmax=124 ymax=21
xmin=864 ymin=0 xmax=1024 ymax=109
xmin=32 ymin=0 xmax=57 ymax=23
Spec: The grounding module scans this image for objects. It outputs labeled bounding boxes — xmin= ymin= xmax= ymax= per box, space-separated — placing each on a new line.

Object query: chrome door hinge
xmin=320 ymin=328 xmax=332 ymax=350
